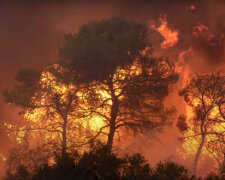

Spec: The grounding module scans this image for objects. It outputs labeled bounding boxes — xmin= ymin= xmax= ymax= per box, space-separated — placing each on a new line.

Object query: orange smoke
xmin=175 ymin=47 xmax=194 ymax=74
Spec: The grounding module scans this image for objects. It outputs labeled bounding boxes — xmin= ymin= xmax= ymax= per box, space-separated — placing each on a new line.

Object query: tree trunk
xmin=107 ymin=97 xmax=119 ymax=152
xmin=192 ymin=118 xmax=206 ymax=175
xmin=107 ymin=118 xmax=116 ymax=151
xmin=192 ymin=134 xmax=205 ymax=175
xmin=62 ymin=116 xmax=67 ymax=157
xmin=106 ymin=78 xmax=119 ymax=152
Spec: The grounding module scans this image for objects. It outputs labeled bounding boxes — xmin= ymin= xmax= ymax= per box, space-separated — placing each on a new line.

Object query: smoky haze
xmin=0 ymin=0 xmax=224 ymax=178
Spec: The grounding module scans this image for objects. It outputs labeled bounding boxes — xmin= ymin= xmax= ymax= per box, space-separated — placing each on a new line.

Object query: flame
xmin=150 ymin=15 xmax=179 ymax=49
xmin=5 ymin=64 xmax=110 ymax=153
xmin=183 ymin=104 xmax=225 ymax=157
xmin=4 ymin=42 xmax=164 ymax=157
xmin=5 ymin=58 xmax=146 ymax=152
xmin=0 ymin=153 xmax=6 ymax=162
xmin=180 ymin=70 xmax=225 ymax=170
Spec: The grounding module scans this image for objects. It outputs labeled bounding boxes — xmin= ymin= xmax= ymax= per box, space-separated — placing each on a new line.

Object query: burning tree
xmin=179 ymin=71 xmax=225 ymax=175
xmin=60 ymin=17 xmax=178 ymax=151
xmin=4 ymin=18 xmax=178 ymax=167
xmin=4 ymin=64 xmax=96 ymax=157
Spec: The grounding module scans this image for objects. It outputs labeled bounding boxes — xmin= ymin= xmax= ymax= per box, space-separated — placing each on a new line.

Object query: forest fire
xmin=178 ymin=70 xmax=225 ymax=175
xmin=0 ymin=1 xmax=225 ymax=179
xmin=5 ymin=64 xmax=108 ymax=150
xmin=5 ymin=60 xmax=145 ymax=153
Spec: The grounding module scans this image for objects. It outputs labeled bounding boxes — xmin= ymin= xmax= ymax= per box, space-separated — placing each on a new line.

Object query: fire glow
xmin=1 ymin=1 xmax=225 ymax=177
xmin=150 ymin=15 xmax=179 ymax=49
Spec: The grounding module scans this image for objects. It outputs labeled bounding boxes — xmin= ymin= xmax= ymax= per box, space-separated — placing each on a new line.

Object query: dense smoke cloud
xmin=0 ymin=0 xmax=224 ymax=177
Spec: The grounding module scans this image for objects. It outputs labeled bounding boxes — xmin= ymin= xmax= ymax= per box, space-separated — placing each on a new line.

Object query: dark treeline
xmin=4 ymin=145 xmax=224 ymax=180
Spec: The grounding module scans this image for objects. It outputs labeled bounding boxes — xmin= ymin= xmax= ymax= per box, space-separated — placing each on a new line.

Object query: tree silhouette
xmin=60 ymin=17 xmax=178 ymax=151
xmin=152 ymin=160 xmax=191 ymax=180
xmin=179 ymin=71 xmax=225 ymax=175
xmin=122 ymin=153 xmax=152 ymax=180
xmin=4 ymin=64 xmax=93 ymax=157
xmin=5 ymin=147 xmax=197 ymax=180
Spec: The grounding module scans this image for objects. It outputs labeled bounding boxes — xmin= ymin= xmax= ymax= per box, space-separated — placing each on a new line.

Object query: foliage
xmin=59 ymin=17 xmax=150 ymax=83
xmin=179 ymin=71 xmax=225 ymax=174
xmin=60 ymin=17 xmax=178 ymax=151
xmin=3 ymin=69 xmax=40 ymax=109
xmin=177 ymin=114 xmax=188 ymax=132
xmin=4 ymin=17 xmax=179 ymax=179
xmin=152 ymin=160 xmax=191 ymax=180
xmin=122 ymin=153 xmax=152 ymax=180
xmin=3 ymin=64 xmax=96 ymax=156
xmin=4 ymin=146 xmax=200 ymax=180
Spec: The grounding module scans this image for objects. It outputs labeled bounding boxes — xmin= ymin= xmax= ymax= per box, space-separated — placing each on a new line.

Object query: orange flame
xmin=150 ymin=15 xmax=179 ymax=49
xmin=4 ymin=59 xmax=145 ymax=152
xmin=179 ymin=70 xmax=225 ymax=173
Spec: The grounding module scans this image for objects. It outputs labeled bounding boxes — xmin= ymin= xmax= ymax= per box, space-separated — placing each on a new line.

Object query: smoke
xmin=0 ymin=0 xmax=224 ymax=177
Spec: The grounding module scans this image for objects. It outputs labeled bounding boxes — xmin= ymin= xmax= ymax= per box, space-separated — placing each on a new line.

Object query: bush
xmin=4 ymin=147 xmax=213 ymax=180
xmin=152 ymin=160 xmax=191 ymax=180
xmin=122 ymin=153 xmax=152 ymax=180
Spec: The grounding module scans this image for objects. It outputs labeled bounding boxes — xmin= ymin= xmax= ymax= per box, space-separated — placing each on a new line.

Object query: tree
xmin=31 ymin=145 xmax=125 ymax=180
xmin=4 ymin=64 xmax=92 ymax=157
xmin=152 ymin=160 xmax=191 ymax=180
xmin=21 ymin=146 xmax=152 ymax=180
xmin=179 ymin=71 xmax=225 ymax=175
xmin=76 ymin=146 xmax=124 ymax=180
xmin=122 ymin=153 xmax=152 ymax=180
xmin=60 ymin=17 xmax=178 ymax=151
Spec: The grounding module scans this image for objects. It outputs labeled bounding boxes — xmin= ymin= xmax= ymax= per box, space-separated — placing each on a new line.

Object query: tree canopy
xmin=4 ymin=64 xmax=96 ymax=157
xmin=4 ymin=17 xmax=178 ymax=164
xmin=60 ymin=17 xmax=178 ymax=151
xmin=59 ymin=17 xmax=151 ymax=83
xmin=179 ymin=71 xmax=225 ymax=175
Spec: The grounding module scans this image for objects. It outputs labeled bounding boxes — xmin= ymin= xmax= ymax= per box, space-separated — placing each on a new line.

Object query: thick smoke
xmin=0 ymin=0 xmax=224 ymax=177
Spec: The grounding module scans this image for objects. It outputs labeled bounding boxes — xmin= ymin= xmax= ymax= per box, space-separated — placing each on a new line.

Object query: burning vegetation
xmin=0 ymin=1 xmax=225 ymax=179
